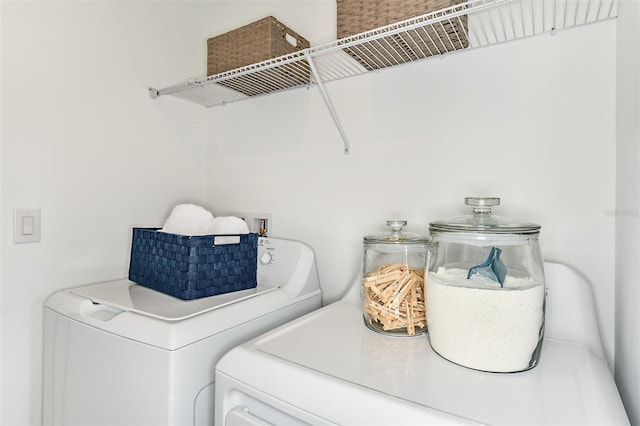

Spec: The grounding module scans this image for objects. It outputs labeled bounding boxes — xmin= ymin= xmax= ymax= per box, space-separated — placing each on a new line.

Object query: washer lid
xmin=71 ymin=279 xmax=278 ymax=321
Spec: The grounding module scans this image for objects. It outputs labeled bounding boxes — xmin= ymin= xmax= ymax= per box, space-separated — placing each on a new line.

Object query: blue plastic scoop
xmin=467 ymin=247 xmax=507 ymax=287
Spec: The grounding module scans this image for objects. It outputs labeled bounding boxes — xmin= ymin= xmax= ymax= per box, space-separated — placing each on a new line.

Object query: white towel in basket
xmin=207 ymin=216 xmax=250 ymax=235
xmin=161 ymin=203 xmax=214 ymax=236
xmin=208 ymin=216 xmax=250 ymax=244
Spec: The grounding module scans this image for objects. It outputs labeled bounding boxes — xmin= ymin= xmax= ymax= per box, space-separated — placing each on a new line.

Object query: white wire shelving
xmin=149 ymin=0 xmax=617 ymax=154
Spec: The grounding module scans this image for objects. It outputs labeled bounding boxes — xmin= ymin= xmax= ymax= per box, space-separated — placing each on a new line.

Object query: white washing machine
xmin=42 ymin=236 xmax=322 ymax=426
xmin=215 ymin=261 xmax=630 ymax=425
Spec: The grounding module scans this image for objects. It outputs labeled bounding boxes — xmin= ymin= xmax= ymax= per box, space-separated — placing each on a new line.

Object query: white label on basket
xmin=285 ymin=33 xmax=297 ymax=47
xmin=214 ymin=236 xmax=240 ymax=245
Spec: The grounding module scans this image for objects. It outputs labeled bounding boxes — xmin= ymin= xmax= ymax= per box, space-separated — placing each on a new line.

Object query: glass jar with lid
xmin=427 ymin=197 xmax=545 ymax=372
xmin=362 ymin=220 xmax=429 ymax=336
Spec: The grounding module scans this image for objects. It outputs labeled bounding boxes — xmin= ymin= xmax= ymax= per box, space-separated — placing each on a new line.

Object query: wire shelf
xmin=150 ymin=0 xmax=617 ymax=107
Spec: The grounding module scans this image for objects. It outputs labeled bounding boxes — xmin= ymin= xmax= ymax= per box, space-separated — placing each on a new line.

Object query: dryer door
xmin=216 ymin=383 xmax=336 ymax=426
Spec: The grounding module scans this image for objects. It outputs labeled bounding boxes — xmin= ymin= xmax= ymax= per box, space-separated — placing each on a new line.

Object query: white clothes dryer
xmin=42 ymin=236 xmax=322 ymax=426
xmin=214 ymin=262 xmax=629 ymax=425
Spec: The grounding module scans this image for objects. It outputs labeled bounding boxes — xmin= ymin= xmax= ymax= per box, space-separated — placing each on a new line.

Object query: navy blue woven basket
xmin=128 ymin=228 xmax=258 ymax=300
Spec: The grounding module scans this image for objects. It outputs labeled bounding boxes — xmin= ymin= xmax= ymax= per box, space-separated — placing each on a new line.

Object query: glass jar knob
xmin=386 ymin=220 xmax=407 ymax=235
xmin=465 ymin=197 xmax=500 ymax=223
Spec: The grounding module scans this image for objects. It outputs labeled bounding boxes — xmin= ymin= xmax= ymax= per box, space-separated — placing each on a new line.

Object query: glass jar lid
xmin=364 ymin=220 xmax=430 ymax=244
xmin=429 ymin=197 xmax=541 ymax=235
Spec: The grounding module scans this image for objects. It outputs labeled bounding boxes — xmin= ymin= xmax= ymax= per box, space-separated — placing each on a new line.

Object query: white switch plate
xmin=14 ymin=209 xmax=41 ymax=243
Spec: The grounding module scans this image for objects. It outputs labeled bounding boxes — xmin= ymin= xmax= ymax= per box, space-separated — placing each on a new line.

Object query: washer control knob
xmin=259 ymin=252 xmax=273 ymax=265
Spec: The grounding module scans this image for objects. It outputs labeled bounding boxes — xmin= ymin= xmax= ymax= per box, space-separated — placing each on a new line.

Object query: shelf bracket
xmin=304 ymin=52 xmax=350 ymax=155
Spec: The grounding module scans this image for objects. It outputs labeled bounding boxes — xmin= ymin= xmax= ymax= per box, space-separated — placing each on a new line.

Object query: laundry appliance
xmin=214 ymin=261 xmax=629 ymax=425
xmin=42 ymin=236 xmax=321 ymax=426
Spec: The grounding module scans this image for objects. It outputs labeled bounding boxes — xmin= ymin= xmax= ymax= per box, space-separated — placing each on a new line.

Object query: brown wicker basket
xmin=207 ymin=16 xmax=311 ymax=96
xmin=337 ymin=0 xmax=469 ymax=70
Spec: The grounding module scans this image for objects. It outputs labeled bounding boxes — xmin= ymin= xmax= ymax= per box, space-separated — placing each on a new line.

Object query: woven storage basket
xmin=337 ymin=0 xmax=469 ymax=70
xmin=207 ymin=16 xmax=311 ymax=96
xmin=128 ymin=228 xmax=258 ymax=300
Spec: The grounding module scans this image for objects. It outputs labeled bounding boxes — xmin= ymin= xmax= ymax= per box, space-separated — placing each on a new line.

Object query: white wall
xmin=615 ymin=1 xmax=640 ymax=424
xmin=1 ymin=1 xmax=210 ymax=424
xmin=205 ymin=4 xmax=618 ymax=364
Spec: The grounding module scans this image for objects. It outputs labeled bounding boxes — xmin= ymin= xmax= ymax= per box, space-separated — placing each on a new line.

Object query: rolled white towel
xmin=160 ymin=203 xmax=214 ymax=236
xmin=207 ymin=216 xmax=250 ymax=235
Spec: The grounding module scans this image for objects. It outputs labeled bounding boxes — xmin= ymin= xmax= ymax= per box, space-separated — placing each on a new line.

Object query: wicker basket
xmin=128 ymin=228 xmax=258 ymax=300
xmin=207 ymin=16 xmax=311 ymax=96
xmin=337 ymin=0 xmax=469 ymax=70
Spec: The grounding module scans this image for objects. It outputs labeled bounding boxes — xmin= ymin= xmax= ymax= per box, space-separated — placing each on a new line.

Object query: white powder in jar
xmin=426 ymin=267 xmax=545 ymax=373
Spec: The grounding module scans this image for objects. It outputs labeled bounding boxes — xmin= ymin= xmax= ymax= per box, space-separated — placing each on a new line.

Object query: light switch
xmin=14 ymin=209 xmax=41 ymax=243
xmin=22 ymin=216 xmax=34 ymax=235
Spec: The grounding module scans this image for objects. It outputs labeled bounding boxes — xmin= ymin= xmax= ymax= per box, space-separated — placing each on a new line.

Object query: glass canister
xmin=362 ymin=220 xmax=429 ymax=336
xmin=426 ymin=197 xmax=545 ymax=373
